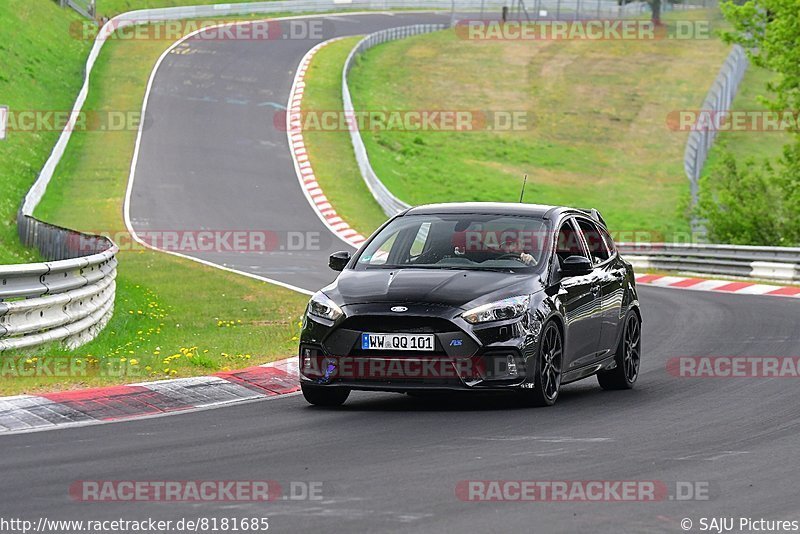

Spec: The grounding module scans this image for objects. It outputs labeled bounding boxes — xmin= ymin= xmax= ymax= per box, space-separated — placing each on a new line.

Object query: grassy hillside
xmin=0 ymin=0 xmax=91 ymax=263
xmin=347 ymin=10 xmax=731 ymax=240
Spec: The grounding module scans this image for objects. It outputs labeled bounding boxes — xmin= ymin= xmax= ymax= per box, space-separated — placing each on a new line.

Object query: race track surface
xmin=3 ymin=13 xmax=799 ymax=534
xmin=127 ymin=12 xmax=453 ymax=290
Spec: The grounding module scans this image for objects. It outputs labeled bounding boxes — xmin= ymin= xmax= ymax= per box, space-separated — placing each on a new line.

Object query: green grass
xmin=346 ymin=9 xmax=732 ymax=241
xmin=0 ymin=18 xmax=311 ymax=395
xmin=0 ymin=0 xmax=91 ymax=263
xmin=701 ymin=65 xmax=790 ymax=175
xmin=302 ymin=37 xmax=389 ymax=235
xmin=95 ymin=0 xmax=278 ymax=18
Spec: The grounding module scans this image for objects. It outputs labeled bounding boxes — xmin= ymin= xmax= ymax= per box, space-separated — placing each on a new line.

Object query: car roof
xmin=403 ymin=202 xmax=584 ymax=221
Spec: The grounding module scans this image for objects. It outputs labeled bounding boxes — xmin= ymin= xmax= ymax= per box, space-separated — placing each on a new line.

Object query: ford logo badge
xmin=391 ymin=306 xmax=408 ymax=313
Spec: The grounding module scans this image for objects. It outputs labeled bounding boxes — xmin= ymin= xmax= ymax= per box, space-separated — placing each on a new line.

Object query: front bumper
xmin=298 ymin=302 xmax=540 ymax=391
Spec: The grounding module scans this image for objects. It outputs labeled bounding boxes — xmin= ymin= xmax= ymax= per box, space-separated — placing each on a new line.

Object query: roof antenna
xmin=518 ymin=173 xmax=528 ymax=203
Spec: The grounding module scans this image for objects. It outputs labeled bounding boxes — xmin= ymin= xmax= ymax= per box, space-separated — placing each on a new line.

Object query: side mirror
xmin=329 ymin=251 xmax=351 ymax=272
xmin=561 ymin=255 xmax=593 ymax=276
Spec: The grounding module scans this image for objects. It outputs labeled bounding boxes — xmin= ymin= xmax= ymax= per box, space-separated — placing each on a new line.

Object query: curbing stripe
xmin=767 ymin=286 xmax=800 ymax=297
xmin=285 ymin=38 xmax=366 ymax=251
xmin=635 ymin=274 xmax=800 ymax=299
xmin=0 ymin=358 xmax=299 ymax=434
xmin=217 ymin=366 xmax=299 ymax=396
xmin=134 ymin=376 xmax=265 ymax=408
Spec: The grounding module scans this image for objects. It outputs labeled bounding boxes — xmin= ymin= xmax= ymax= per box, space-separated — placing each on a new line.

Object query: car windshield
xmin=356 ymin=213 xmax=549 ymax=272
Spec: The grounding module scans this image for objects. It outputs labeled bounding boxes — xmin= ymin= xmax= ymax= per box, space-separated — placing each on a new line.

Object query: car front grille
xmin=338 ymin=315 xmax=459 ymax=334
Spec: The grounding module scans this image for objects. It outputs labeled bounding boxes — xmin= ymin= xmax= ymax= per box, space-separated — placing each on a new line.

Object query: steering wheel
xmin=494 ymin=253 xmax=524 ymax=260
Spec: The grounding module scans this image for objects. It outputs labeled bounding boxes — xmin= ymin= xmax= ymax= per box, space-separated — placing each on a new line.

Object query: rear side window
xmin=576 ymin=218 xmax=610 ymax=264
xmin=597 ymin=224 xmax=616 ymax=255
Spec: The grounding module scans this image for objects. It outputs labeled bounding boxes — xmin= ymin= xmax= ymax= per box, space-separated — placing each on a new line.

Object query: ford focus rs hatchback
xmin=298 ymin=203 xmax=642 ymax=407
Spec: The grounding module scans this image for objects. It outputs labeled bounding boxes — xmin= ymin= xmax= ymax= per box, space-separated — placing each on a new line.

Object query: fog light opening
xmin=506 ymin=354 xmax=518 ymax=376
xmin=483 ymin=352 xmax=524 ymax=381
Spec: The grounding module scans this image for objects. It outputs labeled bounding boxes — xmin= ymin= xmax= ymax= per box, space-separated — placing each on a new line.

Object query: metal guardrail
xmin=2 ymin=212 xmax=117 ymax=351
xmin=685 ymin=45 xmax=748 ymax=207
xmin=618 ymin=243 xmax=800 ymax=283
xmin=62 ymin=0 xmax=95 ymax=19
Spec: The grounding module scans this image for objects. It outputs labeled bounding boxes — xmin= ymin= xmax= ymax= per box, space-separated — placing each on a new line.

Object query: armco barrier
xmin=342 ymin=25 xmax=445 ymax=217
xmin=2 ymin=211 xmax=117 ymax=351
xmin=618 ymin=243 xmax=800 ymax=283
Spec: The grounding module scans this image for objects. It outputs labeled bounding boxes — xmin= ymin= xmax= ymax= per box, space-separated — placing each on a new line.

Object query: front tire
xmin=301 ymin=384 xmax=350 ymax=406
xmin=597 ymin=310 xmax=641 ymax=390
xmin=521 ymin=321 xmax=563 ymax=407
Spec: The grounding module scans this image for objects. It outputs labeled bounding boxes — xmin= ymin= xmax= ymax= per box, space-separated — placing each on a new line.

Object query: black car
xmin=299 ymin=203 xmax=641 ymax=407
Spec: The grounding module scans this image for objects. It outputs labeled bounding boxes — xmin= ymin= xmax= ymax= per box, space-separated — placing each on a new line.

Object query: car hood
xmin=327 ymin=268 xmax=543 ymax=309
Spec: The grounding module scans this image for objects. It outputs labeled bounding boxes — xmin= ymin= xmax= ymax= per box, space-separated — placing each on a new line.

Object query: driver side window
xmin=556 ymin=220 xmax=589 ymax=263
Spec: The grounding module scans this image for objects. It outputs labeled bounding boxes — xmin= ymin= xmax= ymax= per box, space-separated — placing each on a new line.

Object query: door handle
xmin=591 ymin=284 xmax=601 ymax=296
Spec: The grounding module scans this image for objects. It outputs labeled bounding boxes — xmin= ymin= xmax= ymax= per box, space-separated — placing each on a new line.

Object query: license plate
xmin=361 ymin=333 xmax=435 ymax=351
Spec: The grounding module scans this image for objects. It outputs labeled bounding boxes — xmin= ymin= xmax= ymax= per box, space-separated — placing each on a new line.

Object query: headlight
xmin=462 ymin=295 xmax=530 ymax=324
xmin=306 ymin=291 xmax=343 ymax=321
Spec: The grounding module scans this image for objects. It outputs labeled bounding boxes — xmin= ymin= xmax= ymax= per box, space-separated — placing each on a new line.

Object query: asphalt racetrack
xmin=2 ymin=12 xmax=799 ymax=534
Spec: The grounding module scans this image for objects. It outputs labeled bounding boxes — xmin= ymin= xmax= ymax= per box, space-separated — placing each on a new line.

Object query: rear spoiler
xmin=576 ymin=208 xmax=607 ymax=228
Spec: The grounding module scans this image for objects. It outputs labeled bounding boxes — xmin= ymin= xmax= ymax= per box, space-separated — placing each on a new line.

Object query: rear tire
xmin=597 ymin=310 xmax=641 ymax=390
xmin=520 ymin=321 xmax=563 ymax=407
xmin=301 ymin=384 xmax=350 ymax=406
